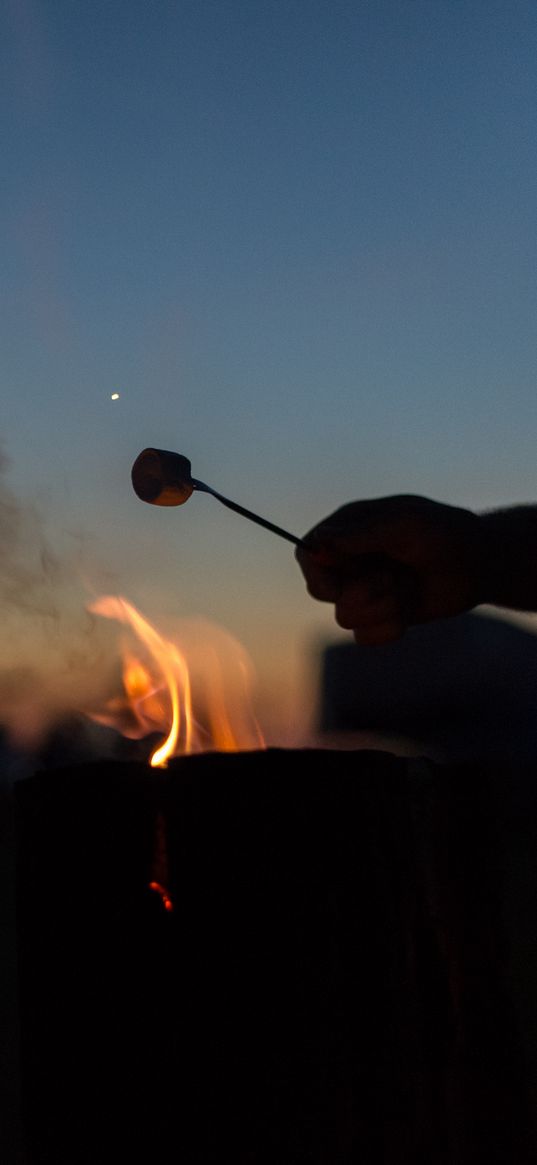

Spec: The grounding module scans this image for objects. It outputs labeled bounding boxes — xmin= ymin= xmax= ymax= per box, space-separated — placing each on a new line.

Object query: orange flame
xmin=87 ymin=595 xmax=264 ymax=766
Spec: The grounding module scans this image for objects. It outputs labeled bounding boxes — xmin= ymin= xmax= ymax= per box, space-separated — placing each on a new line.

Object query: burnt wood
xmin=16 ymin=749 xmax=531 ymax=1163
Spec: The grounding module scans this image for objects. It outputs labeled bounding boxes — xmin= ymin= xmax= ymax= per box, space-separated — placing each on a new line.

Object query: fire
xmin=87 ymin=595 xmax=264 ymax=766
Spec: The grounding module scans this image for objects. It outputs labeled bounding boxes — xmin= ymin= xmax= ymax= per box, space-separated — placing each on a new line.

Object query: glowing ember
xmin=148 ymin=881 xmax=174 ymax=912
xmin=87 ymin=595 xmax=264 ymax=766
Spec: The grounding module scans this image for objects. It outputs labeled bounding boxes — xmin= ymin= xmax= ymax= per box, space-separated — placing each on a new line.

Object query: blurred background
xmin=2 ymin=0 xmax=537 ymax=752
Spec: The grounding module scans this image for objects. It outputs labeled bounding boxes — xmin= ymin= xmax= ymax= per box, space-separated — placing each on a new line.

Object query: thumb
xmin=302 ymin=525 xmax=386 ymax=567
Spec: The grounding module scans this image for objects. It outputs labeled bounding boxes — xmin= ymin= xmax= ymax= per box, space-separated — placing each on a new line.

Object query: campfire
xmin=12 ymin=452 xmax=533 ymax=1164
xmin=86 ymin=593 xmax=265 ymax=766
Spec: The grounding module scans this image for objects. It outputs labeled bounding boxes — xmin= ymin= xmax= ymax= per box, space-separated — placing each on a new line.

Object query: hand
xmin=295 ymin=495 xmax=486 ymax=645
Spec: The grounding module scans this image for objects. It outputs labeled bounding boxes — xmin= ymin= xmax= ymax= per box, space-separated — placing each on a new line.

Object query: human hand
xmin=295 ymin=495 xmax=486 ymax=644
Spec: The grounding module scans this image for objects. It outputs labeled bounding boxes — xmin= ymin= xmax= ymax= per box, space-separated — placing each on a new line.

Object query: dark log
xmin=16 ymin=749 xmax=532 ymax=1163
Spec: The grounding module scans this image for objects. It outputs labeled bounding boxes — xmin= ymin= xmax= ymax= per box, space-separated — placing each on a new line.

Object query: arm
xmin=295 ymin=496 xmax=537 ymax=645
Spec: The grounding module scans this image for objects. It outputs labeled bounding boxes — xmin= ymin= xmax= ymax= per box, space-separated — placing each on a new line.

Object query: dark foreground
xmin=15 ymin=749 xmax=537 ymax=1163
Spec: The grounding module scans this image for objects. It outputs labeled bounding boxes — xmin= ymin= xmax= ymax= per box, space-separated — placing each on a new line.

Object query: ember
xmin=148 ymin=880 xmax=174 ymax=912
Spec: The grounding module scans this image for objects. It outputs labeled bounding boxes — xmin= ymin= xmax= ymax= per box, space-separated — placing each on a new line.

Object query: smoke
xmin=0 ymin=450 xmax=60 ymax=621
xmin=0 ymin=449 xmax=118 ymax=750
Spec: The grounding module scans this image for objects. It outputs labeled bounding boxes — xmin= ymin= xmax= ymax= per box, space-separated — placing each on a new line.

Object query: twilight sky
xmin=2 ymin=1 xmax=537 ymax=742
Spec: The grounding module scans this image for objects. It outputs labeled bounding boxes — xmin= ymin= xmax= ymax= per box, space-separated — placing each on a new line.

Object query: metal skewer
xmin=131 ymin=447 xmax=304 ymax=548
xmin=191 ymin=477 xmax=302 ymax=546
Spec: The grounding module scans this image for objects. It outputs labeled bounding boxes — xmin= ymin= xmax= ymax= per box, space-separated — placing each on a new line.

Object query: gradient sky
xmin=2 ymin=1 xmax=537 ymax=741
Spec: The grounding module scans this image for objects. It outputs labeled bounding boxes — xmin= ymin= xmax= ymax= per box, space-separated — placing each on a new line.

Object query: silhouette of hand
xmin=296 ymin=495 xmax=486 ymax=644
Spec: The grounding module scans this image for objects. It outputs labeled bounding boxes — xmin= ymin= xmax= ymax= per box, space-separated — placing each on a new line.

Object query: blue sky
xmin=2 ymin=1 xmax=537 ymax=740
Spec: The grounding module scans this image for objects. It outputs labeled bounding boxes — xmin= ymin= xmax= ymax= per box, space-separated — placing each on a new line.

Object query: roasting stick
xmin=131 ymin=447 xmax=305 ymax=548
xmin=192 ymin=478 xmax=303 ymax=546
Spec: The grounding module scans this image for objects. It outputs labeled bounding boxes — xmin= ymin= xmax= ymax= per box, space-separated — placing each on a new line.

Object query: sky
xmin=2 ymin=0 xmax=537 ymax=743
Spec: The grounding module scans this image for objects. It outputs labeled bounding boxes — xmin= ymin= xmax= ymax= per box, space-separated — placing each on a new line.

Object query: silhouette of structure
xmin=320 ymin=611 xmax=537 ymax=763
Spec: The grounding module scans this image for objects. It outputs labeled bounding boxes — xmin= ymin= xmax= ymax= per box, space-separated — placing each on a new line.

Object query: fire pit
xmin=16 ymin=747 xmax=531 ymax=1164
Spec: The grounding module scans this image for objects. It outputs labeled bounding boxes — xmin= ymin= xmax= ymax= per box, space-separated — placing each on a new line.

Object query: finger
xmin=300 ymin=562 xmax=344 ymax=602
xmin=334 ymin=585 xmax=402 ymax=632
xmin=302 ymin=498 xmax=402 ymax=558
xmin=300 ymin=532 xmax=401 ymax=601
xmin=353 ymin=619 xmax=405 ymax=645
xmin=302 ymin=525 xmax=384 ymax=562
xmin=296 ymin=552 xmax=393 ymax=604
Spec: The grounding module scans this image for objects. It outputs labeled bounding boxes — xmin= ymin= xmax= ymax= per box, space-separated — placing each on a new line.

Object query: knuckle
xmin=306 ymin=572 xmax=340 ymax=602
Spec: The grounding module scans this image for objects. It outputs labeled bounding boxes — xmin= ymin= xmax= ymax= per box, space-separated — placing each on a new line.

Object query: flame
xmin=87 ymin=595 xmax=264 ymax=766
